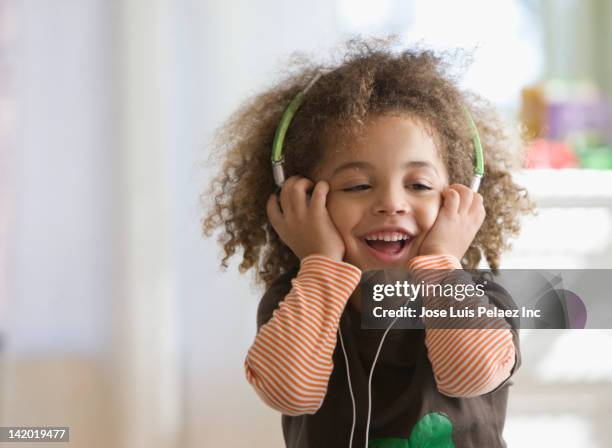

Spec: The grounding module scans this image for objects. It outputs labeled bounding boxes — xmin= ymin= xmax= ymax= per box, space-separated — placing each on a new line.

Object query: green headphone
xmin=271 ymin=72 xmax=484 ymax=192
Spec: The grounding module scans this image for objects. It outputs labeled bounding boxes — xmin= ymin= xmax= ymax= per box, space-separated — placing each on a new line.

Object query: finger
xmin=291 ymin=177 xmax=315 ymax=214
xmin=469 ymin=192 xmax=486 ymax=221
xmin=310 ymin=180 xmax=330 ymax=212
xmin=279 ymin=176 xmax=299 ymax=215
xmin=441 ymin=187 xmax=460 ymax=214
xmin=293 ymin=176 xmax=314 ymax=192
xmin=266 ymin=193 xmax=285 ymax=233
xmin=266 ymin=193 xmax=283 ymax=223
xmin=450 ymin=184 xmax=473 ymax=214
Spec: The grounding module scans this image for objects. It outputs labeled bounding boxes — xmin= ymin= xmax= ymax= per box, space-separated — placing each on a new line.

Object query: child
xmin=202 ymin=39 xmax=533 ymax=447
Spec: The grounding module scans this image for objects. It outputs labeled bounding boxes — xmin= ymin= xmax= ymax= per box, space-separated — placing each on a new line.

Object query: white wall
xmin=2 ymin=1 xmax=118 ymax=446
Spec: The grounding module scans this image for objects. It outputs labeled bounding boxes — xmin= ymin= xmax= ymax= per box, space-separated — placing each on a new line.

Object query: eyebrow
xmin=332 ymin=160 xmax=439 ymax=176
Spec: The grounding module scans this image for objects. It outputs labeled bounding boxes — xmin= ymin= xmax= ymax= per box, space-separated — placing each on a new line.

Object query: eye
xmin=408 ymin=183 xmax=433 ymax=191
xmin=343 ymin=184 xmax=371 ymax=192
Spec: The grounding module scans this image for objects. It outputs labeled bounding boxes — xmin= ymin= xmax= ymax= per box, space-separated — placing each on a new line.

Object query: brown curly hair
xmin=201 ymin=38 xmax=534 ymax=290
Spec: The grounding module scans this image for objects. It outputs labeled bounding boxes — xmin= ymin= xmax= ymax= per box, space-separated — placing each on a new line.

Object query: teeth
xmin=365 ymin=232 xmax=410 ymax=241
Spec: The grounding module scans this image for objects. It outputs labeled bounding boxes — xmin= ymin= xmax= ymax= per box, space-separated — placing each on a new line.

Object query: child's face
xmin=314 ymin=114 xmax=449 ymax=270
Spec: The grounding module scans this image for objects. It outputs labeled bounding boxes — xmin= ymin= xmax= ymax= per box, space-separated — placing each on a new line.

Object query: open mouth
xmin=361 ymin=232 xmax=413 ymax=263
xmin=364 ymin=238 xmax=407 ymax=254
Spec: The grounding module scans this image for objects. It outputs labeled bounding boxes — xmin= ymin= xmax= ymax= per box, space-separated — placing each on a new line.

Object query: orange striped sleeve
xmin=244 ymin=254 xmax=362 ymax=415
xmin=407 ymin=255 xmax=516 ymax=397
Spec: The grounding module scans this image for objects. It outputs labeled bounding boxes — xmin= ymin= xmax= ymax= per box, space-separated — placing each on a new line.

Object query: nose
xmin=372 ymin=183 xmax=410 ymax=216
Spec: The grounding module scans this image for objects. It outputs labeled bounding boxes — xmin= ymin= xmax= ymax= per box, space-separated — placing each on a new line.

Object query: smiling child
xmin=203 ymin=38 xmax=534 ymax=447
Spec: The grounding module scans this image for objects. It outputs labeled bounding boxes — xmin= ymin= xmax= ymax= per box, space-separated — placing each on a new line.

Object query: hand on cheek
xmin=417 ymin=184 xmax=486 ymax=261
xmin=266 ymin=175 xmax=346 ymax=262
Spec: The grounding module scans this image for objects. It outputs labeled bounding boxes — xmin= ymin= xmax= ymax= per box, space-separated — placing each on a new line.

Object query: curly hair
xmin=201 ymin=38 xmax=534 ymax=290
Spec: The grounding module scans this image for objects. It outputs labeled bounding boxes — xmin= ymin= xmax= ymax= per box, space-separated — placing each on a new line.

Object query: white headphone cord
xmin=365 ymin=297 xmax=411 ymax=448
xmin=340 ymin=297 xmax=411 ymax=448
xmin=338 ymin=321 xmax=356 ymax=448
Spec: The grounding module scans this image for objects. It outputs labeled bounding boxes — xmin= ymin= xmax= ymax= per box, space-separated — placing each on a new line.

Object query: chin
xmin=346 ymin=256 xmax=409 ymax=272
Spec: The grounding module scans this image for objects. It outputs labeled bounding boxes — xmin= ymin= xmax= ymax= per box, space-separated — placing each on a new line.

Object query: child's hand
xmin=417 ymin=184 xmax=486 ymax=260
xmin=266 ymin=175 xmax=345 ymax=262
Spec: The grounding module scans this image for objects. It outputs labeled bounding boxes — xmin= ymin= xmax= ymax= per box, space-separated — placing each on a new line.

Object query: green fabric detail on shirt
xmin=406 ymin=412 xmax=455 ymax=447
xmin=368 ymin=437 xmax=410 ymax=448
xmin=368 ymin=412 xmax=455 ymax=448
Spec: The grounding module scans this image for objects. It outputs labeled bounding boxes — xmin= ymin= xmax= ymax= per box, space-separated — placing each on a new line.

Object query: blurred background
xmin=1 ymin=0 xmax=612 ymax=447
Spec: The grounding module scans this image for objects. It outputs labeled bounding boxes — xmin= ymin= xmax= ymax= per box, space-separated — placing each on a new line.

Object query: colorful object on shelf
xmin=574 ymin=145 xmax=612 ymax=169
xmin=521 ymin=80 xmax=610 ymax=141
xmin=525 ymin=139 xmax=578 ymax=169
xmin=520 ymin=80 xmax=612 ymax=170
xmin=521 ymin=84 xmax=547 ymax=140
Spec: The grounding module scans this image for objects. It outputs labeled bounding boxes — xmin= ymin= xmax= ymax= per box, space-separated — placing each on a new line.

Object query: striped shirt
xmin=245 ymin=254 xmax=516 ymax=415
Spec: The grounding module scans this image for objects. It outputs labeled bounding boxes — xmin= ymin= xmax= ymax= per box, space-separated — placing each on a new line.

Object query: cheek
xmin=415 ymin=197 xmax=442 ymax=232
xmin=326 ymin=196 xmax=357 ymax=233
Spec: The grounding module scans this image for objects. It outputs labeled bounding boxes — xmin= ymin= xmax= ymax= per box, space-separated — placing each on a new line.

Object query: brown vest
xmin=255 ymin=268 xmax=521 ymax=448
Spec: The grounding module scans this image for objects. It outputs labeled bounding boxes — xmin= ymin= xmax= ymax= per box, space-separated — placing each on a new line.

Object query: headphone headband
xmin=271 ymin=73 xmax=485 ymax=192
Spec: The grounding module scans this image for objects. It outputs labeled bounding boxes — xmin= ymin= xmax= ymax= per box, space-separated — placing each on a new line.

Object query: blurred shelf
xmin=513 ymin=169 xmax=612 ymax=207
